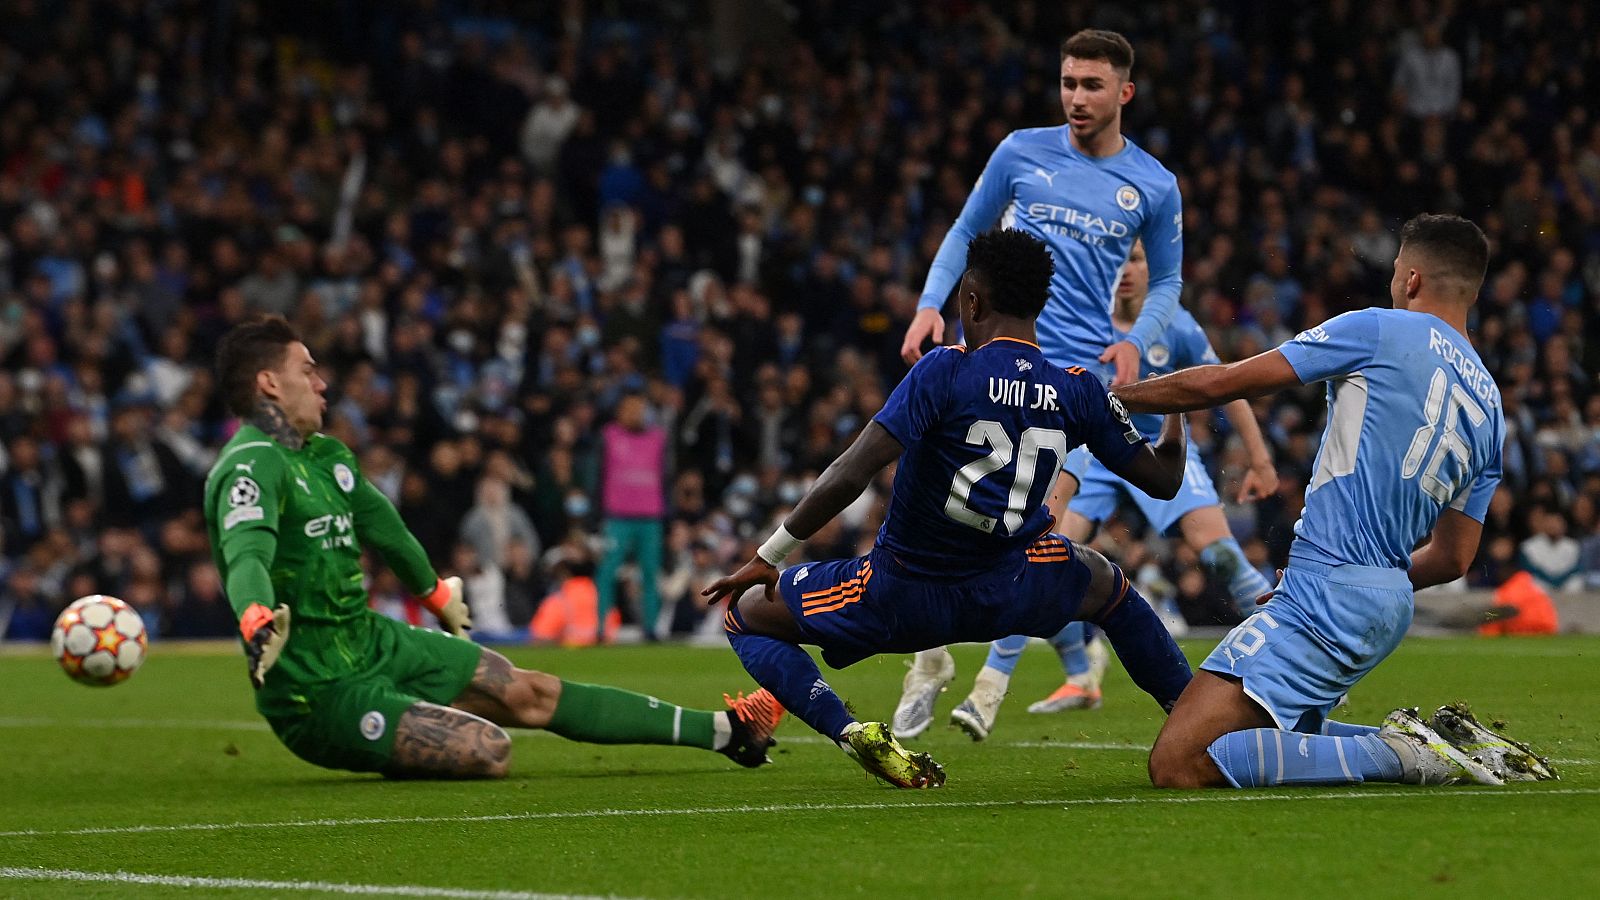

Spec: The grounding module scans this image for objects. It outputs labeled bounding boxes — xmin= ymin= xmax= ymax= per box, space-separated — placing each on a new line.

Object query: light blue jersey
xmin=1117 ymin=307 xmax=1220 ymax=439
xmin=1277 ymin=308 xmax=1505 ymax=570
xmin=919 ymin=127 xmax=1184 ymax=369
xmin=1201 ymin=307 xmax=1504 ymax=735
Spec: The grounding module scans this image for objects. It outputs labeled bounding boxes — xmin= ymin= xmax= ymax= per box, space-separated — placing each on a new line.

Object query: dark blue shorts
xmin=775 ymin=535 xmax=1093 ymax=669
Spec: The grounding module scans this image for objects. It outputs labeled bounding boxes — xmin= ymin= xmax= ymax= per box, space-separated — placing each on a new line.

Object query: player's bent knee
xmin=1071 ymin=542 xmax=1119 ymax=620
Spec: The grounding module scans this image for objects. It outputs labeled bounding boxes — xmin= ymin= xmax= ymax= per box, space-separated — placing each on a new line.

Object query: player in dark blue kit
xmin=702 ymin=231 xmax=1193 ymax=788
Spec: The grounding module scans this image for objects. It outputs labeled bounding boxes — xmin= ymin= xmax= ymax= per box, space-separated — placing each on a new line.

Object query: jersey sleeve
xmin=208 ymin=446 xmax=287 ymax=619
xmin=348 ymin=453 xmax=438 ymax=595
xmin=1450 ymin=428 xmax=1503 ymax=523
xmin=1173 ymin=312 xmax=1221 ymax=368
xmin=874 ymin=347 xmax=960 ymax=447
xmin=1276 ymin=309 xmax=1382 ymax=385
xmin=917 ymin=137 xmax=1019 ymax=310
xmin=1125 ymin=178 xmax=1184 ymax=353
xmin=1062 ymin=368 xmax=1147 ymax=469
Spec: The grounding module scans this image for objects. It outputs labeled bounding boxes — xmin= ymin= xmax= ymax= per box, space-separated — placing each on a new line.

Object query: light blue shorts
xmin=1068 ymin=442 xmax=1219 ymax=535
xmin=1200 ymin=557 xmax=1413 ymax=733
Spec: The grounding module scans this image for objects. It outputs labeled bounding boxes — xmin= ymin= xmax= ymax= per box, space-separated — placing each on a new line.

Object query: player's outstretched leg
xmin=1072 ymin=547 xmax=1191 ymax=713
xmin=726 ymin=589 xmax=944 ymax=788
xmin=893 ymin=647 xmax=955 ymax=739
xmin=950 ymin=636 xmax=1024 ymax=741
xmin=450 ymin=649 xmax=783 ymax=769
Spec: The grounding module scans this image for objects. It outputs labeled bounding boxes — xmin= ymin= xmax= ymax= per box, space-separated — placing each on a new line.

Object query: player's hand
xmin=240 ymin=603 xmax=291 ymax=689
xmin=1237 ymin=459 xmax=1279 ymax=503
xmin=1255 ymin=569 xmax=1286 ymax=606
xmin=1100 ymin=340 xmax=1142 ymax=386
xmin=900 ymin=308 xmax=945 ymax=365
xmin=701 ymin=558 xmax=780 ymax=606
xmin=422 ymin=576 xmax=472 ymax=636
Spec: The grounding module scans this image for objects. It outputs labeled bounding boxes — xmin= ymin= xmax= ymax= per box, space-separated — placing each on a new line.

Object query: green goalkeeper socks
xmin=545 ymin=681 xmax=718 ymax=749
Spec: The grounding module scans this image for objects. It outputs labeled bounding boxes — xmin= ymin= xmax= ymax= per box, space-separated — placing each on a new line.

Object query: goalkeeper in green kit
xmin=203 ymin=316 xmax=783 ymax=777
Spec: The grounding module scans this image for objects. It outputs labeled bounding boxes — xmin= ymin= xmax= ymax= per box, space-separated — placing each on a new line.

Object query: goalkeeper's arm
xmin=351 ymin=478 xmax=471 ymax=635
xmin=219 ymin=528 xmax=290 ymax=688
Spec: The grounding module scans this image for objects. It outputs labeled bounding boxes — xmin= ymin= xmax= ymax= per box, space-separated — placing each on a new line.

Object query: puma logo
xmin=235 ymin=460 xmax=256 ymax=474
xmin=1034 ymin=167 xmax=1058 ymax=188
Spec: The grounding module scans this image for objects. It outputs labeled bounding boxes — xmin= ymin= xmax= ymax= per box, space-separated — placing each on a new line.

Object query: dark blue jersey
xmin=872 ymin=339 xmax=1146 ymax=577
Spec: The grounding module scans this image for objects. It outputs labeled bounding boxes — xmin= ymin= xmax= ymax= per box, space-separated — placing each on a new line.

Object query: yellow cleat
xmin=842 ymin=722 xmax=946 ymax=788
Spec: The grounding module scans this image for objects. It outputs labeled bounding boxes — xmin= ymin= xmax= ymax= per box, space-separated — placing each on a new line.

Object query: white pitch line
xmin=0 ymin=866 xmax=627 ymax=899
xmin=4 ymin=788 xmax=1598 ymax=840
xmin=4 ymin=717 xmax=1589 ymax=764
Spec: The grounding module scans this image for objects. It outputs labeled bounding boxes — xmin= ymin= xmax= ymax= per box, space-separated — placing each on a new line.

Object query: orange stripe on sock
xmin=1092 ymin=571 xmax=1132 ymax=623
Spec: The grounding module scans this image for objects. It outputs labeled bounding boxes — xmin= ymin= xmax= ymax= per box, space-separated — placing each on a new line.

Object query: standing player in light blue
xmin=703 ymin=230 xmax=1193 ymax=788
xmin=897 ymin=29 xmax=1187 ymax=737
xmin=1118 ymin=215 xmax=1555 ymax=788
xmin=957 ymin=241 xmax=1279 ymax=739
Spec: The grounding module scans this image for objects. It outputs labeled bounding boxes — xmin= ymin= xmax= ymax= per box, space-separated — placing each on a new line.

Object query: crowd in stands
xmin=2 ymin=0 xmax=1598 ymax=642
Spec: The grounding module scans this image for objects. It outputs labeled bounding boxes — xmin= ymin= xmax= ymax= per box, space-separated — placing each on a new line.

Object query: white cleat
xmin=1379 ymin=708 xmax=1503 ymax=786
xmin=1429 ymin=704 xmax=1558 ymax=782
xmin=950 ymin=669 xmax=1007 ymax=742
xmin=892 ymin=648 xmax=955 ymax=739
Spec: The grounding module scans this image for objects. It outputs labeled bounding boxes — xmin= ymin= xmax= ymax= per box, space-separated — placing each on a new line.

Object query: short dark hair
xmin=965 ymin=229 xmax=1054 ymax=319
xmin=216 ymin=316 xmax=300 ymax=417
xmin=1061 ymin=29 xmax=1135 ymax=77
xmin=1399 ymin=214 xmax=1489 ymax=288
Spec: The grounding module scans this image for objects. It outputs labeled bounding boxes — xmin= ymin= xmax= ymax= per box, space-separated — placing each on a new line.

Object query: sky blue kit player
xmin=1071 ymin=307 xmax=1224 ymax=536
xmin=703 ymin=230 xmax=1193 ymax=789
xmin=915 ymin=126 xmax=1183 ymax=374
xmin=1118 ymin=214 xmax=1555 ymax=789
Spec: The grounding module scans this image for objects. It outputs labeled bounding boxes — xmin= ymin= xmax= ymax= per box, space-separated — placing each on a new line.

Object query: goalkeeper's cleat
xmin=721 ymin=689 xmax=785 ymax=768
xmin=1378 ymin=707 xmax=1503 ymax=786
xmin=1026 ymin=682 xmax=1104 ymax=714
xmin=842 ymin=721 xmax=946 ymax=789
xmin=892 ymin=648 xmax=955 ymax=739
xmin=1429 ymin=704 xmax=1557 ymax=782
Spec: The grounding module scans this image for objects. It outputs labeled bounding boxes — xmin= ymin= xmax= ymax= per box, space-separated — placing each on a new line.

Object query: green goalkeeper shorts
xmin=258 ymin=613 xmax=483 ymax=773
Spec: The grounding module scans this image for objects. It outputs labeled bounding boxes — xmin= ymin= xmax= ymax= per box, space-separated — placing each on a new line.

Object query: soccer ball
xmin=51 ymin=595 xmax=148 ymax=686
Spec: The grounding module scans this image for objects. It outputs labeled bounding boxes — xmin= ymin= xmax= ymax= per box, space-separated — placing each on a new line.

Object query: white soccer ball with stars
xmin=50 ymin=595 xmax=148 ymax=686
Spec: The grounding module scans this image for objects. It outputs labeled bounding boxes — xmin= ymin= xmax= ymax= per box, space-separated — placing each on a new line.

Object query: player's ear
xmin=1119 ymin=78 xmax=1135 ymax=105
xmin=967 ymin=290 xmax=986 ymax=322
xmin=1406 ymin=268 xmax=1423 ymax=299
xmin=255 ymin=368 xmax=281 ymax=402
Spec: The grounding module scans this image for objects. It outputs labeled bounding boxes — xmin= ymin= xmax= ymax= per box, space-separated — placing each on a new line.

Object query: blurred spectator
xmin=1392 ymin=22 xmax=1461 ymax=118
xmin=596 ymin=393 xmax=667 ymax=639
xmin=459 ymin=475 xmax=541 ymax=574
xmin=1519 ymin=505 xmax=1583 ymax=593
xmin=0 ymin=1 xmax=1594 ymax=641
xmin=530 ymin=538 xmax=618 ymax=646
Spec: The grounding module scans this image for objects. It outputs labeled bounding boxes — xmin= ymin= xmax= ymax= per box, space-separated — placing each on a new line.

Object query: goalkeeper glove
xmin=240 ymin=603 xmax=291 ymax=689
xmin=421 ymin=576 xmax=472 ymax=636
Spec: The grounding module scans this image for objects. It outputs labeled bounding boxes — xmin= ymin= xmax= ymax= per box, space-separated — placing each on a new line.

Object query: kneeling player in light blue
xmin=954 ymin=241 xmax=1280 ymax=739
xmin=703 ymin=230 xmax=1193 ymax=788
xmin=1117 ymin=215 xmax=1555 ymax=787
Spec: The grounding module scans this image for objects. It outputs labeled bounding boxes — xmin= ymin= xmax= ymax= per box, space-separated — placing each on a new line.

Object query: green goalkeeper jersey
xmin=203 ymin=426 xmax=439 ymax=678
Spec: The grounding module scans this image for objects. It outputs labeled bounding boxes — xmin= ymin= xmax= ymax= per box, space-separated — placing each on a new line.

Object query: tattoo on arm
xmin=387 ymin=701 xmax=509 ymax=779
xmin=250 ymin=399 xmax=305 ymax=450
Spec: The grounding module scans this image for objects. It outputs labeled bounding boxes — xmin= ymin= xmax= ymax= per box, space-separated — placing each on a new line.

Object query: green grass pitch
xmin=2 ymin=637 xmax=1597 ymax=898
